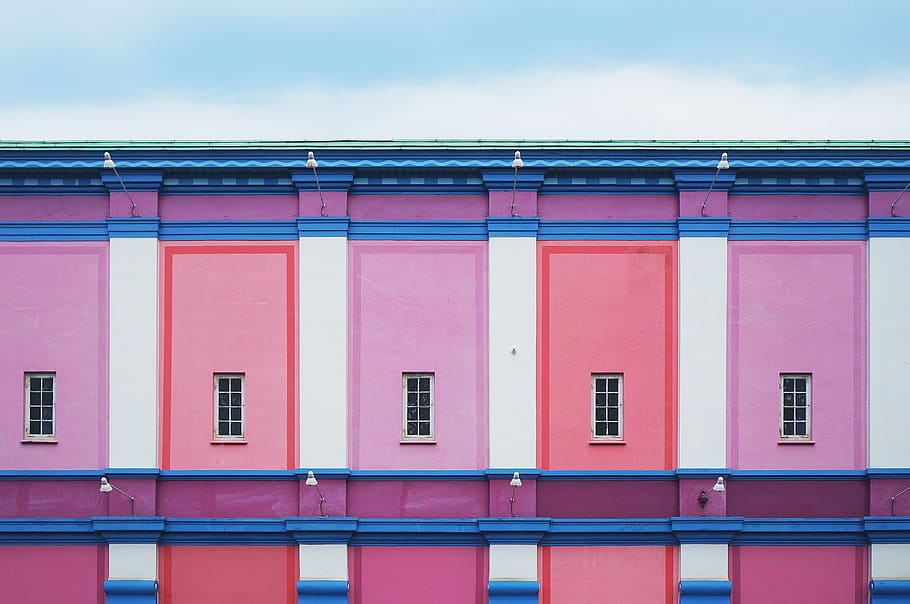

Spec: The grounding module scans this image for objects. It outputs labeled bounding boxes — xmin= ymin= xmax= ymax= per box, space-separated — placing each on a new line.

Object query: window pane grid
xmin=215 ymin=374 xmax=244 ymax=438
xmin=25 ymin=372 xmax=55 ymax=438
xmin=403 ymin=373 xmax=433 ymax=439
xmin=592 ymin=373 xmax=622 ymax=439
xmin=780 ymin=374 xmax=810 ymax=438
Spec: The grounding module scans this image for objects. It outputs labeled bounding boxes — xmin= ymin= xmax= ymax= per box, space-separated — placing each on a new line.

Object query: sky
xmin=2 ymin=0 xmax=909 ymax=140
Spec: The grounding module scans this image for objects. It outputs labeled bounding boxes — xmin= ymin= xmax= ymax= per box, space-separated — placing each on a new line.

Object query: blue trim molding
xmin=679 ymin=580 xmax=732 ymax=604
xmin=100 ymin=170 xmax=164 ymax=192
xmin=158 ymin=220 xmax=298 ymax=240
xmin=298 ymin=580 xmax=349 ymax=604
xmin=540 ymin=469 xmax=676 ymax=480
xmin=103 ymin=580 xmax=158 ymax=604
xmin=107 ymin=218 xmax=160 ymax=238
xmin=870 ymin=580 xmax=910 ymax=603
xmin=678 ymin=217 xmax=731 ymax=237
xmin=481 ymin=169 xmax=546 ymax=191
xmin=728 ymin=220 xmax=868 ymax=240
xmin=538 ymin=220 xmax=678 ymax=240
xmin=291 ymin=168 xmax=355 ymax=192
xmin=674 ymin=169 xmax=737 ymax=191
xmin=486 ymin=217 xmax=540 ymax=237
xmin=297 ymin=217 xmax=351 ymax=237
xmin=489 ymin=581 xmax=539 ymax=604
xmin=347 ymin=220 xmax=488 ymax=240
xmin=0 ymin=221 xmax=108 ymax=241
xmin=869 ymin=218 xmax=910 ymax=237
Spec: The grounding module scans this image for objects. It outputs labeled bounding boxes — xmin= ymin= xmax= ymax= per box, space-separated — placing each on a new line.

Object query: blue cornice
xmin=673 ymin=517 xmax=744 ymax=544
xmin=539 ymin=470 xmax=677 ymax=481
xmin=107 ymin=218 xmax=160 ymax=238
xmin=486 ymin=217 xmax=540 ymax=237
xmin=864 ymin=518 xmax=910 ymax=543
xmin=297 ymin=580 xmax=349 ymax=597
xmin=158 ymin=220 xmax=298 ymax=240
xmin=679 ymin=581 xmax=732 ymax=597
xmin=488 ymin=581 xmax=539 ymax=597
xmin=160 ymin=518 xmax=295 ymax=545
xmin=542 ymin=518 xmax=675 ymax=546
xmin=347 ymin=220 xmax=488 ymax=240
xmin=290 ymin=168 xmax=355 ymax=192
xmin=480 ymin=168 xmax=546 ymax=191
xmin=348 ymin=470 xmax=487 ymax=481
xmin=736 ymin=518 xmax=867 ymax=545
xmin=158 ymin=469 xmax=297 ymax=481
xmin=478 ymin=518 xmax=551 ymax=544
xmin=728 ymin=220 xmax=868 ymax=240
xmin=0 ymin=221 xmax=108 ymax=241
xmin=864 ymin=170 xmax=910 ymax=191
xmin=729 ymin=469 xmax=868 ymax=481
xmin=92 ymin=517 xmax=165 ymax=544
xmin=100 ymin=170 xmax=163 ymax=192
xmin=104 ymin=580 xmax=158 ymax=596
xmin=351 ymin=519 xmax=482 ymax=546
xmin=678 ymin=217 xmax=731 ymax=237
xmin=296 ymin=217 xmax=351 ymax=237
xmin=538 ymin=220 xmax=678 ymax=240
xmin=868 ymin=218 xmax=910 ymax=237
xmin=285 ymin=518 xmax=358 ymax=544
xmin=674 ymin=170 xmax=737 ymax=191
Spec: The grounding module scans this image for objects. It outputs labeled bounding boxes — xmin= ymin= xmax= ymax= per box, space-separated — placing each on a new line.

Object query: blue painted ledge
xmin=679 ymin=580 xmax=732 ymax=604
xmin=298 ymin=580 xmax=348 ymax=604
xmin=870 ymin=580 xmax=910 ymax=603
xmin=104 ymin=580 xmax=157 ymax=604
xmin=489 ymin=580 xmax=539 ymax=604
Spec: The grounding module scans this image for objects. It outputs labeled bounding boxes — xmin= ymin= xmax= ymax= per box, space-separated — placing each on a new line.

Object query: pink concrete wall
xmin=538 ymin=242 xmax=677 ymax=470
xmin=350 ymin=546 xmax=486 ymax=604
xmin=348 ymin=194 xmax=488 ymax=220
xmin=0 ymin=545 xmax=104 ymax=603
xmin=160 ymin=546 xmax=295 ymax=604
xmin=0 ymin=243 xmax=108 ymax=469
xmin=161 ymin=243 xmax=296 ymax=470
xmin=538 ymin=194 xmax=678 ymax=220
xmin=731 ymin=546 xmax=867 ymax=604
xmin=0 ymin=195 xmax=110 ymax=221
xmin=542 ymin=546 xmax=675 ymax=604
xmin=158 ymin=194 xmax=298 ymax=220
xmin=728 ymin=242 xmax=866 ymax=469
xmin=349 ymin=242 xmax=488 ymax=470
xmin=728 ymin=194 xmax=867 ymax=220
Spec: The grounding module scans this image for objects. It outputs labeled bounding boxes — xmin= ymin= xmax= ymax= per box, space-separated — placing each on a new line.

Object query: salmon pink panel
xmin=0 ymin=545 xmax=104 ymax=604
xmin=162 ymin=243 xmax=296 ymax=470
xmin=350 ymin=546 xmax=486 ymax=604
xmin=728 ymin=194 xmax=867 ymax=220
xmin=0 ymin=243 xmax=108 ymax=469
xmin=542 ymin=546 xmax=676 ymax=604
xmin=349 ymin=242 xmax=488 ymax=470
xmin=732 ymin=546 xmax=867 ymax=604
xmin=728 ymin=243 xmax=866 ymax=469
xmin=158 ymin=194 xmax=298 ymax=220
xmin=539 ymin=242 xmax=677 ymax=470
xmin=160 ymin=546 xmax=296 ymax=604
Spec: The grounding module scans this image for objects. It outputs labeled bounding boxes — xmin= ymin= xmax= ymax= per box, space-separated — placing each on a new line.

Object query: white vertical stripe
xmin=872 ymin=544 xmax=910 ymax=579
xmin=680 ymin=544 xmax=729 ymax=581
xmin=299 ymin=544 xmax=347 ymax=581
xmin=489 ymin=544 xmax=537 ymax=581
xmin=869 ymin=237 xmax=910 ymax=467
xmin=108 ymin=544 xmax=157 ymax=580
xmin=679 ymin=237 xmax=727 ymax=468
xmin=299 ymin=237 xmax=348 ymax=468
xmin=488 ymin=237 xmax=536 ymax=469
xmin=109 ymin=238 xmax=158 ymax=468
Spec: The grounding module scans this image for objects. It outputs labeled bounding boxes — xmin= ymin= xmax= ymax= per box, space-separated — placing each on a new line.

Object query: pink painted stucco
xmin=158 ymin=194 xmax=298 ymax=220
xmin=299 ymin=190 xmax=348 ymax=217
xmin=731 ymin=546 xmax=867 ymax=604
xmin=350 ymin=546 xmax=486 ymax=604
xmin=728 ymin=242 xmax=866 ymax=469
xmin=162 ymin=243 xmax=296 ymax=470
xmin=0 ymin=195 xmax=109 ymax=221
xmin=0 ymin=480 xmax=106 ymax=517
xmin=539 ymin=242 xmax=677 ymax=470
xmin=542 ymin=546 xmax=675 ymax=604
xmin=348 ymin=194 xmax=488 ymax=220
xmin=0 ymin=243 xmax=108 ymax=469
xmin=488 ymin=190 xmax=537 ymax=218
xmin=538 ymin=194 xmax=678 ymax=220
xmin=349 ymin=242 xmax=488 ymax=470
xmin=729 ymin=194 xmax=867 ymax=220
xmin=347 ymin=480 xmax=489 ymax=518
xmin=158 ymin=480 xmax=299 ymax=518
xmin=680 ymin=190 xmax=727 ymax=217
xmin=0 ymin=545 xmax=104 ymax=604
xmin=109 ymin=191 xmax=158 ymax=218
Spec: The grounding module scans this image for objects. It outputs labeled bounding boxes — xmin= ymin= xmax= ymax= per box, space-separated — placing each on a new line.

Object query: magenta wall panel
xmin=731 ymin=546 xmax=867 ymax=604
xmin=542 ymin=546 xmax=676 ymax=604
xmin=161 ymin=545 xmax=296 ymax=604
xmin=539 ymin=242 xmax=677 ymax=470
xmin=726 ymin=480 xmax=868 ymax=518
xmin=348 ymin=194 xmax=488 ymax=220
xmin=349 ymin=242 xmax=488 ymax=470
xmin=350 ymin=546 xmax=486 ymax=604
xmin=538 ymin=194 xmax=678 ymax=220
xmin=157 ymin=480 xmax=299 ymax=517
xmin=728 ymin=242 xmax=866 ymax=469
xmin=0 ymin=545 xmax=104 ymax=603
xmin=728 ymin=194 xmax=867 ymax=220
xmin=162 ymin=243 xmax=296 ymax=470
xmin=0 ymin=243 xmax=108 ymax=469
xmin=537 ymin=480 xmax=678 ymax=518
xmin=347 ymin=480 xmax=489 ymax=518
xmin=0 ymin=195 xmax=109 ymax=221
xmin=158 ymin=194 xmax=298 ymax=220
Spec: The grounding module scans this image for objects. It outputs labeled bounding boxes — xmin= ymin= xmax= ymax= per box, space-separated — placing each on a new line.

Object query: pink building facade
xmin=0 ymin=141 xmax=909 ymax=604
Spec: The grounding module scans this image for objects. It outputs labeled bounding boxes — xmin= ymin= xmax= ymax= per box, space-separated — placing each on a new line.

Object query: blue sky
xmin=2 ymin=1 xmax=909 ymax=139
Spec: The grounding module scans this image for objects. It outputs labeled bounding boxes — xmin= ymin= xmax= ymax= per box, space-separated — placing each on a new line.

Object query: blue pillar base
xmin=297 ymin=580 xmax=348 ymax=604
xmin=871 ymin=580 xmax=910 ymax=603
xmin=104 ymin=580 xmax=157 ymax=604
xmin=489 ymin=580 xmax=539 ymax=604
xmin=679 ymin=580 xmax=732 ymax=604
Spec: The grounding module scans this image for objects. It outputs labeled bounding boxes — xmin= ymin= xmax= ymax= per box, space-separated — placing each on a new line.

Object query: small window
xmin=402 ymin=373 xmax=434 ymax=440
xmin=780 ymin=374 xmax=811 ymax=439
xmin=592 ymin=373 xmax=623 ymax=440
xmin=214 ymin=374 xmax=245 ymax=439
xmin=25 ymin=372 xmax=55 ymax=439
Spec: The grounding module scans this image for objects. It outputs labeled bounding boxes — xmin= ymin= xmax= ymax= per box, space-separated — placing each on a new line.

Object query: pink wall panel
xmin=348 ymin=194 xmax=488 ymax=220
xmin=349 ymin=242 xmax=488 ymax=470
xmin=539 ymin=243 xmax=677 ymax=470
xmin=0 ymin=244 xmax=108 ymax=469
xmin=158 ymin=194 xmax=298 ymax=220
xmin=160 ymin=546 xmax=295 ymax=604
xmin=728 ymin=242 xmax=866 ymax=469
xmin=350 ymin=546 xmax=486 ymax=604
xmin=542 ymin=546 xmax=675 ymax=604
xmin=728 ymin=194 xmax=867 ymax=220
xmin=162 ymin=243 xmax=296 ymax=470
xmin=0 ymin=195 xmax=109 ymax=221
xmin=0 ymin=545 xmax=104 ymax=604
xmin=731 ymin=546 xmax=867 ymax=604
xmin=538 ymin=194 xmax=678 ymax=220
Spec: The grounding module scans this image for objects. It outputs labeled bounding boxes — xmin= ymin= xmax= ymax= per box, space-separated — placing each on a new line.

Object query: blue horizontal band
xmin=488 ymin=581 xmax=539 ymax=596
xmin=103 ymin=580 xmax=158 ymax=595
xmin=870 ymin=580 xmax=910 ymax=595
xmin=679 ymin=580 xmax=732 ymax=596
xmin=297 ymin=580 xmax=349 ymax=596
xmin=538 ymin=220 xmax=678 ymax=240
xmin=347 ymin=220 xmax=488 ymax=240
xmin=728 ymin=220 xmax=868 ymax=240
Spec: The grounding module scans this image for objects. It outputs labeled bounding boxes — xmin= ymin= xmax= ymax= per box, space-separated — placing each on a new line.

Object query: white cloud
xmin=3 ymin=65 xmax=909 ymax=140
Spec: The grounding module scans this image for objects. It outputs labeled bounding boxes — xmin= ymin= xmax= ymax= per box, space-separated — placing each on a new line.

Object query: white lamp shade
xmin=512 ymin=151 xmax=524 ymax=169
xmin=510 ymin=472 xmax=522 ymax=488
xmin=100 ymin=477 xmax=113 ymax=493
xmin=103 ymin=152 xmax=116 ymax=169
xmin=717 ymin=152 xmax=730 ymax=170
xmin=305 ymin=471 xmax=318 ymax=486
xmin=712 ymin=476 xmax=726 ymax=492
xmin=306 ymin=151 xmax=318 ymax=169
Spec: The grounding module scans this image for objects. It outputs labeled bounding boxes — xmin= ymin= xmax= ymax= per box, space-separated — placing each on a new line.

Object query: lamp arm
xmin=510 ymin=167 xmax=520 ymax=217
xmin=699 ymin=167 xmax=722 ymax=217
xmin=891 ymin=485 xmax=910 ymax=516
xmin=890 ymin=181 xmax=910 ymax=217
xmin=110 ymin=165 xmax=139 ymax=218
xmin=312 ymin=167 xmax=327 ymax=217
xmin=109 ymin=484 xmax=136 ymax=516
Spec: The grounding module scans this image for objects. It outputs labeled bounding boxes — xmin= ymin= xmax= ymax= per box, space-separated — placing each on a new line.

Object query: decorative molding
xmin=868 ymin=218 xmax=910 ymax=237
xmin=106 ymin=218 xmax=160 ymax=238
xmin=674 ymin=170 xmax=737 ymax=191
xmin=539 ymin=470 xmax=676 ymax=481
xmin=290 ymin=168 xmax=355 ymax=192
xmin=728 ymin=220 xmax=868 ymax=240
xmin=480 ymin=168 xmax=546 ymax=192
xmin=296 ymin=217 xmax=351 ymax=238
xmin=100 ymin=170 xmax=164 ymax=192
xmin=537 ymin=220 xmax=678 ymax=240
xmin=347 ymin=220 xmax=488 ymax=240
xmin=486 ymin=217 xmax=540 ymax=237
xmin=678 ymin=218 xmax=731 ymax=237
xmin=0 ymin=221 xmax=108 ymax=241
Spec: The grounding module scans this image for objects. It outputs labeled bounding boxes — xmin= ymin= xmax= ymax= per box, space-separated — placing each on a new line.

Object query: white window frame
xmin=24 ymin=372 xmax=56 ymax=440
xmin=402 ymin=373 xmax=435 ymax=441
xmin=214 ymin=373 xmax=245 ymax=440
xmin=591 ymin=373 xmax=623 ymax=440
xmin=779 ymin=373 xmax=811 ymax=440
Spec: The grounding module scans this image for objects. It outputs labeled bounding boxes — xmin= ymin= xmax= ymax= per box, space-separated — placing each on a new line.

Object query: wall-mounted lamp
xmin=510 ymin=151 xmax=524 ymax=217
xmin=306 ymin=151 xmax=328 ymax=217
xmin=305 ymin=471 xmax=327 ymax=517
xmin=699 ymin=152 xmax=730 ymax=217
xmin=891 ymin=485 xmax=910 ymax=516
xmin=697 ymin=476 xmax=726 ymax=509
xmin=103 ymin=152 xmax=139 ymax=218
xmin=890 ymin=181 xmax=910 ymax=217
xmin=509 ymin=472 xmax=523 ymax=517
xmin=100 ymin=476 xmax=136 ymax=516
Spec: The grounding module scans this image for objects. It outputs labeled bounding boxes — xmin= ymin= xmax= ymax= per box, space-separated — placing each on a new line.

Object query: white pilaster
xmin=109 ymin=543 xmax=157 ymax=580
xmin=488 ymin=236 xmax=536 ymax=469
xmin=869 ymin=237 xmax=910 ymax=467
xmin=299 ymin=236 xmax=348 ymax=468
xmin=872 ymin=544 xmax=910 ymax=580
xmin=299 ymin=544 xmax=348 ymax=581
xmin=489 ymin=544 xmax=537 ymax=581
xmin=109 ymin=237 xmax=158 ymax=468
xmin=679 ymin=236 xmax=727 ymax=468
xmin=680 ymin=544 xmax=728 ymax=581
